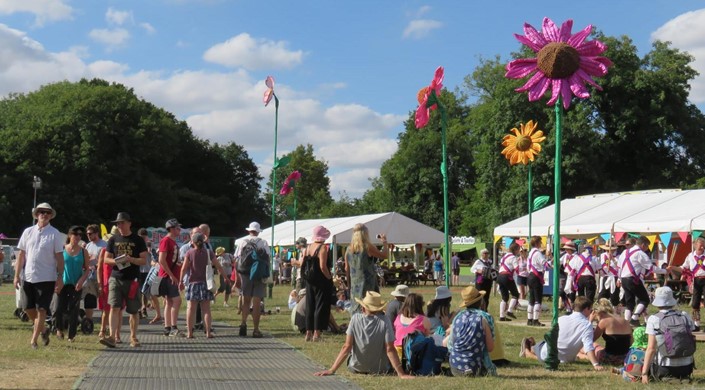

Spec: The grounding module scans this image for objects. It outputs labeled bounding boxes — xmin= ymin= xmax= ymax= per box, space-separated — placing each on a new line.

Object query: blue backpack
xmin=402 ymin=331 xmax=447 ymax=376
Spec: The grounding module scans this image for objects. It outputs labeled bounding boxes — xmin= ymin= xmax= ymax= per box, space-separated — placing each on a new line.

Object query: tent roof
xmin=236 ymin=212 xmax=445 ymax=247
xmin=494 ymin=189 xmax=705 ymax=238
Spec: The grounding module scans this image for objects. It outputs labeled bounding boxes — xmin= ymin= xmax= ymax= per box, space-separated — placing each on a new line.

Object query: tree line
xmin=0 ymin=33 xmax=703 ymax=241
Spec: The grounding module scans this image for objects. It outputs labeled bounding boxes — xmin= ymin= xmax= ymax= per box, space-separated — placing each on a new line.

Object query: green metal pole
xmin=528 ymin=163 xmax=533 ymax=240
xmin=437 ymin=94 xmax=451 ymax=288
xmin=544 ymin=97 xmax=563 ymax=370
xmin=269 ymin=96 xmax=279 ymax=299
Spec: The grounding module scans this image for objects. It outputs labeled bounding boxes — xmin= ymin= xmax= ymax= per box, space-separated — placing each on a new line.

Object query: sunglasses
xmin=37 ymin=210 xmax=52 ymax=215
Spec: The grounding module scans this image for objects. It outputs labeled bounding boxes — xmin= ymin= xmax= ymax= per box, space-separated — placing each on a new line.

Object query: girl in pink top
xmin=393 ymin=293 xmax=431 ymax=347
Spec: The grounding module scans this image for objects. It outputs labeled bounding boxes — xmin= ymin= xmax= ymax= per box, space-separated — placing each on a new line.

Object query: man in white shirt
xmin=520 ymin=296 xmax=604 ymax=371
xmin=618 ymin=236 xmax=655 ymax=326
xmin=569 ymin=246 xmax=600 ymax=302
xmin=668 ymin=236 xmax=705 ymax=331
xmin=234 ymin=222 xmax=270 ymax=338
xmin=14 ymin=203 xmax=65 ymax=348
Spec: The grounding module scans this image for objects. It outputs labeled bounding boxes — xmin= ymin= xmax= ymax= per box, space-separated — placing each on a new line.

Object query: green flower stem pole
xmin=544 ymin=97 xmax=563 ymax=370
xmin=528 ymin=163 xmax=533 ymax=239
xmin=269 ymin=95 xmax=280 ymax=299
xmin=293 ymin=186 xmax=297 ymax=251
xmin=428 ymin=90 xmax=451 ymax=287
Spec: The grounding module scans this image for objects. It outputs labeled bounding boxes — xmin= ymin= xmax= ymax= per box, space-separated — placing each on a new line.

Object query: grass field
xmin=1 ymin=280 xmax=703 ymax=389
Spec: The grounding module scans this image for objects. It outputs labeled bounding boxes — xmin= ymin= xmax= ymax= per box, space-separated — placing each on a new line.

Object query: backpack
xmin=654 ymin=311 xmax=696 ymax=359
xmin=402 ymin=331 xmax=429 ymax=375
xmin=621 ymin=347 xmax=645 ymax=382
xmin=237 ymin=239 xmax=270 ymax=277
xmin=301 ymin=245 xmax=323 ymax=283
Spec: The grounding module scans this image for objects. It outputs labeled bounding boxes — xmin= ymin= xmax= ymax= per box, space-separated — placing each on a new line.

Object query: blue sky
xmin=1 ymin=0 xmax=704 ymax=198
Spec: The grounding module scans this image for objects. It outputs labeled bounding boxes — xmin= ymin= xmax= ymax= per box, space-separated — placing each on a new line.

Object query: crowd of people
xmin=11 ymin=204 xmax=700 ymax=382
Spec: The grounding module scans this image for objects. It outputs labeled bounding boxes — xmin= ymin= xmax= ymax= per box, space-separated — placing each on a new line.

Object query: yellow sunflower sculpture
xmin=501 ymin=120 xmax=546 ymax=165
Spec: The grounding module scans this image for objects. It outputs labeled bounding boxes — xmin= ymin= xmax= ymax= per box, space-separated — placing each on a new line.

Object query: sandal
xmin=115 ymin=336 xmax=122 ymax=344
xmin=252 ymin=329 xmax=263 ymax=338
xmin=149 ymin=317 xmax=163 ymax=325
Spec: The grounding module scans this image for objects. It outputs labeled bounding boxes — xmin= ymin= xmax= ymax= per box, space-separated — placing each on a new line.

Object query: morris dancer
xmin=569 ymin=245 xmax=600 ymax=302
xmin=668 ymin=236 xmax=705 ymax=331
xmin=496 ymin=243 xmax=520 ymax=321
xmin=526 ymin=236 xmax=551 ymax=327
xmin=597 ymin=241 xmax=620 ymax=308
xmin=560 ymin=241 xmax=578 ymax=313
xmin=618 ymin=236 xmax=656 ymax=327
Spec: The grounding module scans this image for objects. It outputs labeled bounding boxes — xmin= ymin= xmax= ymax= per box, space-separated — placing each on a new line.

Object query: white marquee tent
xmin=494 ymin=188 xmax=705 ymax=239
xmin=236 ymin=212 xmax=445 ymax=248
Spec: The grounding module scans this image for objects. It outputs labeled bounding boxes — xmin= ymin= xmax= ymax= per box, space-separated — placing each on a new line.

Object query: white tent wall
xmin=494 ymin=189 xmax=705 ymax=240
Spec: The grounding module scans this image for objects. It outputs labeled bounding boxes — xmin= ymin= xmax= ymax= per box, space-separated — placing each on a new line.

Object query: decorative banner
xmin=533 ymin=195 xmax=550 ymax=211
xmin=503 ymin=237 xmax=514 ymax=248
xmin=600 ymin=233 xmax=611 ymax=242
xmin=677 ymin=231 xmax=689 ymax=243
xmin=587 ymin=236 xmax=598 ymax=244
xmin=694 ymin=230 xmax=704 ymax=239
xmin=494 ymin=235 xmax=502 ymax=243
xmin=516 ymin=238 xmax=526 ymax=246
xmin=645 ymin=234 xmax=658 ymax=251
xmin=614 ymin=232 xmax=626 ymax=242
xmin=628 ymin=233 xmax=640 ymax=238
xmin=659 ymin=233 xmax=672 ymax=248
xmin=561 ymin=236 xmax=572 ymax=244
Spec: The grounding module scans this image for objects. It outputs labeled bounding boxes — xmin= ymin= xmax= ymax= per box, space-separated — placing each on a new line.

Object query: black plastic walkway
xmin=75 ymin=319 xmax=359 ymax=390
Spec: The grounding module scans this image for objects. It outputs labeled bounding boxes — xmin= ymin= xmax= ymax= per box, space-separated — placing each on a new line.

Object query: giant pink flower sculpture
xmin=263 ymin=76 xmax=275 ymax=107
xmin=505 ymin=17 xmax=611 ymax=109
xmin=415 ymin=66 xmax=444 ymax=128
xmin=280 ymin=170 xmax=301 ymax=195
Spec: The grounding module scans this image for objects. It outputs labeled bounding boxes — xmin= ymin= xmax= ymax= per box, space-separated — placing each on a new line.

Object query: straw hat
xmin=599 ymin=239 xmax=618 ymax=251
xmin=32 ymin=202 xmax=56 ymax=219
xmin=391 ymin=284 xmax=410 ymax=297
xmin=459 ymin=286 xmax=486 ymax=308
xmin=562 ymin=241 xmax=576 ymax=251
xmin=355 ymin=291 xmax=388 ymax=312
xmin=215 ymin=247 xmax=226 ymax=256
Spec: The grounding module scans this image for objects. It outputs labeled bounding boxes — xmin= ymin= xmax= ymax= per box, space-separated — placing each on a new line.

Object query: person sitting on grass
xmin=580 ymin=298 xmax=632 ymax=366
xmin=520 ymin=296 xmax=605 ymax=371
xmin=443 ymin=285 xmax=496 ymax=376
xmin=612 ymin=326 xmax=648 ymax=382
xmin=314 ymin=291 xmax=413 ymax=379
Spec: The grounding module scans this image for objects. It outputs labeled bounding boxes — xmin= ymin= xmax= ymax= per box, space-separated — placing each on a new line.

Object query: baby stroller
xmin=48 ymin=291 xmax=94 ymax=335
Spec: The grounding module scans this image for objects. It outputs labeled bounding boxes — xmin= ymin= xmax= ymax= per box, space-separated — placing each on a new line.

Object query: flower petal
xmin=558 ymin=19 xmax=573 ymax=42
xmin=527 ymin=76 xmax=551 ymax=101
xmin=523 ymin=22 xmax=548 ymax=48
xmin=561 ymin=81 xmax=573 ymax=109
xmin=579 ymin=57 xmax=609 ymax=77
xmin=516 ymin=71 xmax=546 ymax=92
xmin=568 ymin=73 xmax=590 ymax=99
xmin=547 ymin=79 xmax=562 ymax=106
xmin=263 ymin=89 xmax=273 ymax=106
xmin=567 ymin=24 xmax=592 ymax=47
xmin=432 ymin=66 xmax=445 ymax=90
xmin=506 ymin=58 xmax=538 ymax=79
xmin=531 ymin=143 xmax=542 ymax=153
xmin=542 ymin=17 xmax=560 ymax=42
xmin=415 ymin=106 xmax=429 ymax=128
xmin=514 ymin=33 xmax=542 ymax=52
xmin=265 ymin=76 xmax=275 ymax=89
xmin=575 ymin=40 xmax=607 ymax=57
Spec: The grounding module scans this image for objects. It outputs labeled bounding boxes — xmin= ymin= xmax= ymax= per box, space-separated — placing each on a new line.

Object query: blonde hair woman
xmin=345 ymin=223 xmax=389 ymax=312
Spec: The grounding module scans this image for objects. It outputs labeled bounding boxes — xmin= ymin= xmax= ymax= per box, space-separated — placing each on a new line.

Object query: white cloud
xmin=0 ymin=25 xmax=403 ymax=199
xmin=403 ymin=19 xmax=443 ymax=39
xmin=416 ymin=5 xmax=432 ymax=17
xmin=140 ymin=22 xmax=156 ymax=34
xmin=652 ymin=9 xmax=705 ymax=103
xmin=0 ymin=0 xmax=73 ymax=26
xmin=203 ymin=33 xmax=304 ymax=70
xmin=106 ymin=8 xmax=133 ymax=26
xmin=89 ymin=28 xmax=130 ymax=49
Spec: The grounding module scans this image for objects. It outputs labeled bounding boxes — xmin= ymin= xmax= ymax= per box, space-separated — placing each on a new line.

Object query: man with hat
xmin=14 ymin=202 xmax=65 ymax=348
xmin=215 ymin=246 xmax=234 ymax=307
xmin=559 ymin=241 xmax=578 ymax=314
xmin=101 ymin=212 xmax=148 ymax=348
xmin=158 ymin=218 xmax=186 ymax=337
xmin=234 ymin=222 xmax=270 ymax=338
xmin=618 ymin=236 xmax=657 ymax=327
xmin=470 ymin=248 xmax=494 ymax=309
xmin=386 ymin=284 xmax=409 ymax=323
xmin=314 ymin=291 xmax=412 ymax=378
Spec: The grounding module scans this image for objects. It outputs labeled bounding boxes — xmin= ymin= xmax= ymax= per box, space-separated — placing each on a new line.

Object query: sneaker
xmin=168 ymin=329 xmax=182 ymax=337
xmin=130 ymin=338 xmax=141 ymax=347
xmin=163 ymin=328 xmax=171 ymax=336
xmin=223 ymin=302 xmax=230 ymax=308
xmin=252 ymin=329 xmax=263 ymax=338
xmin=506 ymin=312 xmax=517 ymax=319
xmin=527 ymin=319 xmax=533 ymax=326
xmin=99 ymin=336 xmax=116 ymax=348
xmin=499 ymin=317 xmax=511 ymax=322
xmin=41 ymin=328 xmax=50 ymax=346
xmin=629 ymin=319 xmax=641 ymax=327
xmin=239 ymin=324 xmax=247 ymax=337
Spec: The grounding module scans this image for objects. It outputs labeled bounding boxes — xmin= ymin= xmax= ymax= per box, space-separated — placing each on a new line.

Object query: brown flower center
xmin=537 ymin=42 xmax=580 ymax=79
xmin=417 ymin=87 xmax=429 ymax=105
xmin=516 ymin=135 xmax=532 ymax=151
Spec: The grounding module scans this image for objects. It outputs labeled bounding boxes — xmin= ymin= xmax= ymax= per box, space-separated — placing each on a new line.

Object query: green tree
xmin=266 ymin=144 xmax=333 ymax=223
xmin=0 ymin=79 xmax=264 ymax=236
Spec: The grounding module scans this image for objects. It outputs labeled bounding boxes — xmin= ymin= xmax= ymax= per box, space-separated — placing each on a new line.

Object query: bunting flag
xmin=100 ymin=224 xmax=108 ymax=237
xmin=600 ymin=233 xmax=611 ymax=242
xmin=516 ymin=238 xmax=526 ymax=246
xmin=677 ymin=231 xmax=689 ymax=243
xmin=541 ymin=236 xmax=547 ymax=247
xmin=587 ymin=236 xmax=598 ymax=244
xmin=694 ymin=231 xmax=704 ymax=239
xmin=614 ymin=232 xmax=626 ymax=242
xmin=659 ymin=233 xmax=672 ymax=248
xmin=494 ymin=235 xmax=502 ymax=243
xmin=503 ymin=237 xmax=514 ymax=249
xmin=646 ymin=234 xmax=658 ymax=250
xmin=561 ymin=236 xmax=571 ymax=244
